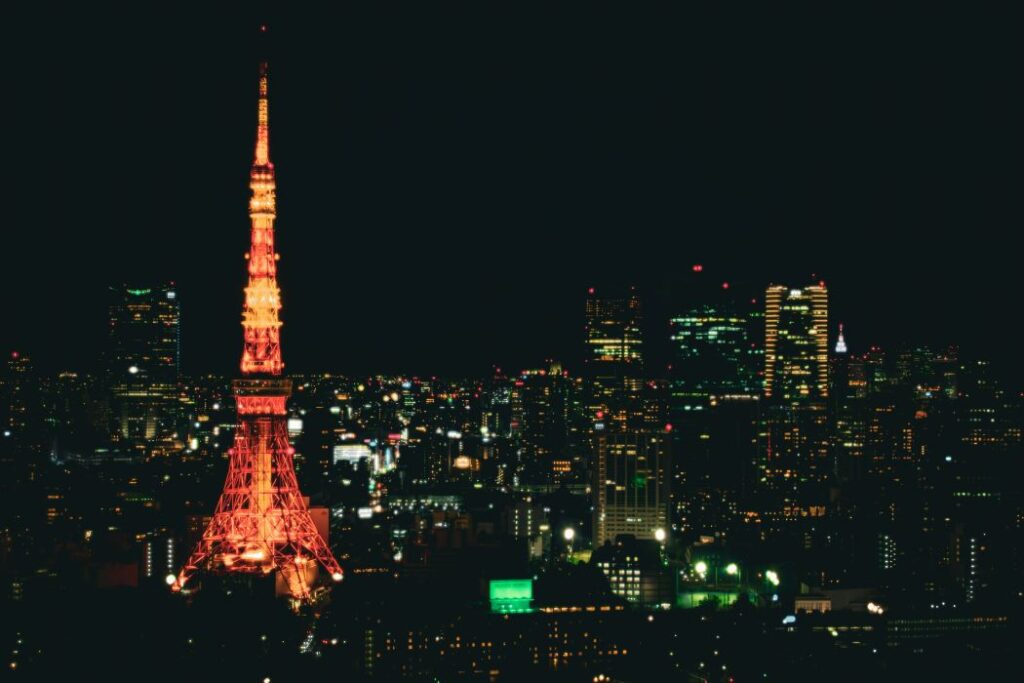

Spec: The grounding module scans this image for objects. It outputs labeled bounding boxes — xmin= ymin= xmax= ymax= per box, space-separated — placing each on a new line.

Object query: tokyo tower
xmin=172 ymin=53 xmax=343 ymax=600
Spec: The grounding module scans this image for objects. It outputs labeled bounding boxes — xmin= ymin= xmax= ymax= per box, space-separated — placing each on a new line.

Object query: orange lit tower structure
xmin=173 ymin=58 xmax=342 ymax=600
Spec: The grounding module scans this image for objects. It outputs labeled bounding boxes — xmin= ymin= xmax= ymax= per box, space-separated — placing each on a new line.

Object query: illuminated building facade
xmin=584 ymin=286 xmax=644 ymax=431
xmin=1 ymin=351 xmax=39 ymax=463
xmin=510 ymin=361 xmax=579 ymax=484
xmin=669 ymin=302 xmax=760 ymax=411
xmin=829 ymin=324 xmax=866 ymax=482
xmin=2 ymin=352 xmax=32 ymax=434
xmin=108 ymin=284 xmax=180 ymax=455
xmin=764 ymin=283 xmax=828 ymax=402
xmin=957 ymin=359 xmax=1023 ymax=451
xmin=591 ymin=534 xmax=674 ymax=605
xmin=760 ymin=283 xmax=830 ymax=484
xmin=593 ymin=430 xmax=670 ymax=546
xmin=174 ymin=55 xmax=342 ymax=600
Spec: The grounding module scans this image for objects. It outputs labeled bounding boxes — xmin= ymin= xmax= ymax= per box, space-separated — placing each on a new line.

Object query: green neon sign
xmin=489 ymin=579 xmax=534 ymax=614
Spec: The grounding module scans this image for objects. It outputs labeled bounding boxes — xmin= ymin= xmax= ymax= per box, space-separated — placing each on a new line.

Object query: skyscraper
xmin=669 ymin=303 xmax=760 ymax=411
xmin=2 ymin=351 xmax=33 ymax=438
xmin=829 ymin=324 xmax=866 ymax=482
xmin=584 ymin=286 xmax=644 ymax=431
xmin=593 ymin=430 xmax=671 ymax=546
xmin=510 ymin=361 xmax=578 ymax=485
xmin=764 ymin=283 xmax=828 ymax=402
xmin=108 ymin=284 xmax=180 ymax=455
xmin=761 ymin=283 xmax=829 ymax=484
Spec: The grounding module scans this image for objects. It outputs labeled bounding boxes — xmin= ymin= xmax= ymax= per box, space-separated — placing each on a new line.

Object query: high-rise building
xmin=2 ymin=351 xmax=33 ymax=438
xmin=583 ymin=286 xmax=644 ymax=431
xmin=760 ymin=284 xmax=829 ymax=485
xmin=764 ymin=283 xmax=828 ymax=402
xmin=669 ymin=303 xmax=760 ymax=411
xmin=108 ymin=284 xmax=180 ymax=455
xmin=593 ymin=430 xmax=670 ymax=546
xmin=1 ymin=351 xmax=40 ymax=463
xmin=510 ymin=361 xmax=578 ymax=485
xmin=829 ymin=324 xmax=866 ymax=482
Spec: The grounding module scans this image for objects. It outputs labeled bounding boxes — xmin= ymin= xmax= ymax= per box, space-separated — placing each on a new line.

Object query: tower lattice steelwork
xmin=173 ymin=57 xmax=343 ymax=600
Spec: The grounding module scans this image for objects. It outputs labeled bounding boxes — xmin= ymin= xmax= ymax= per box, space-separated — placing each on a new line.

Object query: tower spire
xmin=254 ymin=60 xmax=271 ymax=167
xmin=241 ymin=55 xmax=283 ymax=375
xmin=835 ymin=323 xmax=848 ymax=354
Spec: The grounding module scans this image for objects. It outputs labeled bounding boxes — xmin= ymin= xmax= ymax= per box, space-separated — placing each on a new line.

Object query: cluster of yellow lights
xmin=764 ymin=284 xmax=828 ymax=400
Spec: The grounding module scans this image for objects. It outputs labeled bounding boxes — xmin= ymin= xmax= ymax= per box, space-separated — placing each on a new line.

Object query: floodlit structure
xmin=173 ymin=53 xmax=342 ymax=600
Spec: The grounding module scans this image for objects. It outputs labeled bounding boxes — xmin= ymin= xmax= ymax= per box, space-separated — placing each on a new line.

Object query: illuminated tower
xmin=834 ymin=323 xmax=847 ymax=354
xmin=174 ymin=57 xmax=343 ymax=600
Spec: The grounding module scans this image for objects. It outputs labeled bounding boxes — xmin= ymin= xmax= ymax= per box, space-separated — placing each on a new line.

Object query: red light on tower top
xmin=692 ymin=264 xmax=703 ymax=272
xmin=722 ymin=282 xmax=730 ymax=290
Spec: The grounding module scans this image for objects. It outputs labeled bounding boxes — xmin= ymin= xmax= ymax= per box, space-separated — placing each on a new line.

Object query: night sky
xmin=4 ymin=4 xmax=1022 ymax=378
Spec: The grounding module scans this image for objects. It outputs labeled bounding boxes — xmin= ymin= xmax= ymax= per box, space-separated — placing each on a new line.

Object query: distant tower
xmin=835 ymin=323 xmax=848 ymax=354
xmin=592 ymin=430 xmax=671 ymax=546
xmin=174 ymin=55 xmax=342 ymax=600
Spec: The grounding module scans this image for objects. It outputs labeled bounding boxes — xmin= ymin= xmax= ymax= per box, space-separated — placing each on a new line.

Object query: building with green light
xmin=108 ymin=284 xmax=180 ymax=455
xmin=489 ymin=578 xmax=534 ymax=613
xmin=593 ymin=430 xmax=670 ymax=546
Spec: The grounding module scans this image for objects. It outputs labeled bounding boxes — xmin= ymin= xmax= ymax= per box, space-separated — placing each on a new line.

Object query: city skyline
xmin=3 ymin=4 xmax=1022 ymax=376
xmin=1 ymin=7 xmax=1021 ymax=680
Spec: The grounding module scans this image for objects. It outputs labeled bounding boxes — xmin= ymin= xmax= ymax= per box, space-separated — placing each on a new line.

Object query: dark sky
xmin=3 ymin=4 xmax=1022 ymax=378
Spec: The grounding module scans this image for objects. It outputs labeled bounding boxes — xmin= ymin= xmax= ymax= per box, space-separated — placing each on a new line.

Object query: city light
xmin=3 ymin=13 xmax=1017 ymax=679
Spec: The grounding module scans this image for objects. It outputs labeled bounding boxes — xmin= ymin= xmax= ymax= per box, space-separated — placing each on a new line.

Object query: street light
xmin=765 ymin=570 xmax=780 ymax=587
xmin=694 ymin=561 xmax=708 ymax=579
xmin=654 ymin=528 xmax=667 ymax=543
xmin=563 ymin=527 xmax=575 ymax=556
xmin=725 ymin=563 xmax=738 ymax=576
